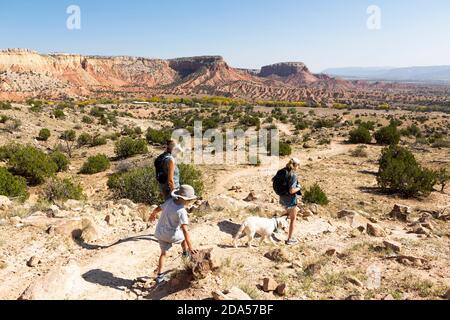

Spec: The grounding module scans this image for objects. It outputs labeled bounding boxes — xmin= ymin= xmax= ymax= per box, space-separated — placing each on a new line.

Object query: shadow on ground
xmin=75 ymin=234 xmax=159 ymax=250
xmin=82 ymin=269 xmax=135 ymax=292
xmin=217 ymin=220 xmax=241 ymax=237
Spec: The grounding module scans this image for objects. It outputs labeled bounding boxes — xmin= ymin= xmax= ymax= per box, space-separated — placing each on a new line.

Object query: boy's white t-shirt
xmin=155 ymin=198 xmax=189 ymax=244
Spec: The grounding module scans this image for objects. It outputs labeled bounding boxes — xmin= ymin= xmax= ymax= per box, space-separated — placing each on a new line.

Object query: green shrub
xmin=60 ymin=130 xmax=77 ymax=158
xmin=431 ymin=139 xmax=450 ymax=149
xmin=0 ymin=114 xmax=9 ymax=123
xmin=0 ymin=102 xmax=12 ymax=110
xmin=0 ymin=167 xmax=29 ymax=201
xmin=77 ymin=133 xmax=92 ymax=147
xmin=0 ymin=143 xmax=21 ymax=161
xmin=80 ymin=154 xmax=110 ymax=175
xmin=42 ymin=177 xmax=84 ymax=202
xmin=82 ymin=116 xmax=94 ymax=124
xmin=6 ymin=145 xmax=58 ymax=185
xmin=38 ymin=128 xmax=51 ymax=141
xmin=279 ymin=142 xmax=292 ymax=157
xmin=107 ymin=167 xmax=160 ymax=205
xmin=375 ymin=125 xmax=400 ymax=145
xmin=146 ymin=128 xmax=172 ymax=145
xmin=402 ymin=124 xmax=422 ymax=138
xmin=90 ymin=135 xmax=107 ymax=147
xmin=351 ymin=145 xmax=368 ymax=158
xmin=178 ymin=164 xmax=205 ymax=197
xmin=349 ymin=126 xmax=372 ymax=144
xmin=303 ymin=183 xmax=329 ymax=205
xmin=49 ymin=151 xmax=69 ymax=172
xmin=378 ymin=145 xmax=437 ymax=197
xmin=53 ymin=109 xmax=65 ymax=119
xmin=108 ymin=164 xmax=204 ymax=205
xmin=114 ymin=137 xmax=148 ymax=159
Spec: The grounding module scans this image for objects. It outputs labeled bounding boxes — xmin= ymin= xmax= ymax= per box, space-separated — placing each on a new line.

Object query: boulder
xmin=263 ymin=278 xmax=278 ymax=292
xmin=367 ymin=223 xmax=387 ymax=237
xmin=50 ymin=218 xmax=83 ymax=238
xmin=189 ymin=249 xmax=220 ymax=280
xmin=338 ymin=210 xmax=370 ymax=229
xmin=390 ymin=204 xmax=412 ymax=222
xmin=80 ymin=218 xmax=100 ymax=242
xmin=0 ymin=196 xmax=12 ymax=210
xmin=20 ymin=261 xmax=82 ymax=300
xmin=212 ymin=287 xmax=252 ymax=300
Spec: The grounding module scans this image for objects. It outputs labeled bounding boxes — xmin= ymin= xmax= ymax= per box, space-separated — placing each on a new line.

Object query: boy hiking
xmin=150 ymin=185 xmax=198 ymax=284
xmin=155 ymin=140 xmax=182 ymax=200
xmin=272 ymin=158 xmax=302 ymax=245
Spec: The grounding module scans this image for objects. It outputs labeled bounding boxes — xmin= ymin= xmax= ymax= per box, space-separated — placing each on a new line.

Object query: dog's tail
xmin=233 ymin=222 xmax=247 ymax=248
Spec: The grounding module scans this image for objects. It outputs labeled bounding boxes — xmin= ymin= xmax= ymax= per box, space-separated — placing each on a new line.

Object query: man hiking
xmin=149 ymin=185 xmax=198 ymax=284
xmin=272 ymin=158 xmax=302 ymax=245
xmin=155 ymin=140 xmax=182 ymax=200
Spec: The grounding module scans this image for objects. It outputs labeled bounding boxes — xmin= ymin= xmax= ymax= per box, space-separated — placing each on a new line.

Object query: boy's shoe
xmin=155 ymin=273 xmax=170 ymax=285
xmin=285 ymin=239 xmax=299 ymax=246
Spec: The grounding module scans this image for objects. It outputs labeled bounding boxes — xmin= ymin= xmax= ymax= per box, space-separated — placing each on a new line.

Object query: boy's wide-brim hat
xmin=171 ymin=185 xmax=198 ymax=201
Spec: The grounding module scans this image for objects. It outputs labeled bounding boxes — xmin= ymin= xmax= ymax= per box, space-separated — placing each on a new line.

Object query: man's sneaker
xmin=285 ymin=239 xmax=299 ymax=246
xmin=155 ymin=274 xmax=170 ymax=285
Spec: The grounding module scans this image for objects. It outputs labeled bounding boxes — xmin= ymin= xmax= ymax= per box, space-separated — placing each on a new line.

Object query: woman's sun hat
xmin=171 ymin=185 xmax=198 ymax=201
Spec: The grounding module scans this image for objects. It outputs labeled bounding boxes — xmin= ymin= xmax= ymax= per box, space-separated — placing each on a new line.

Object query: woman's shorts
xmin=280 ymin=195 xmax=298 ymax=209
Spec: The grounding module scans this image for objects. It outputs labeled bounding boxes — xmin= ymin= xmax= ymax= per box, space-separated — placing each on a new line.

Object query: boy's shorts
xmin=158 ymin=238 xmax=184 ymax=253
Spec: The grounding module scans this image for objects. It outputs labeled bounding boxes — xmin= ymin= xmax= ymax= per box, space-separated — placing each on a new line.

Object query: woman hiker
xmin=273 ymin=158 xmax=302 ymax=245
xmin=155 ymin=140 xmax=182 ymax=200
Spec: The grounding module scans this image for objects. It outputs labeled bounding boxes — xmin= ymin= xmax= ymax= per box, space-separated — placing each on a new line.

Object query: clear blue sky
xmin=0 ymin=0 xmax=449 ymax=72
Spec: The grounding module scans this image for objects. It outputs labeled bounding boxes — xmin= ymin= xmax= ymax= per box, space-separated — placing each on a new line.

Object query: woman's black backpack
xmin=155 ymin=152 xmax=171 ymax=184
xmin=272 ymin=169 xmax=291 ymax=196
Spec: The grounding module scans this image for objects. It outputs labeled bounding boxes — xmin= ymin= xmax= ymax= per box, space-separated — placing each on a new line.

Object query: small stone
xmin=367 ymin=223 xmax=387 ymax=237
xmin=276 ymin=284 xmax=287 ymax=296
xmin=244 ymin=192 xmax=258 ymax=202
xmin=383 ymin=294 xmax=395 ymax=300
xmin=346 ymin=276 xmax=364 ymax=287
xmin=383 ymin=240 xmax=402 ymax=253
xmin=263 ymin=278 xmax=278 ymax=292
xmin=390 ymin=204 xmax=412 ymax=222
xmin=305 ymin=263 xmax=322 ymax=275
xmin=27 ymin=256 xmax=41 ymax=268
xmin=264 ymin=249 xmax=289 ymax=262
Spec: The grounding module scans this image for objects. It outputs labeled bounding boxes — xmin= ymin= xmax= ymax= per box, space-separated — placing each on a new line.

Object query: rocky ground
xmin=0 ymin=102 xmax=449 ymax=300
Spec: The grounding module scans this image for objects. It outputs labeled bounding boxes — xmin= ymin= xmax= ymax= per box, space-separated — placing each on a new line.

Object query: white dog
xmin=233 ymin=216 xmax=289 ymax=248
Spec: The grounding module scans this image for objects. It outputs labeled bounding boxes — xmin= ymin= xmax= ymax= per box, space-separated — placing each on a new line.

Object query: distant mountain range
xmin=323 ymin=66 xmax=450 ymax=83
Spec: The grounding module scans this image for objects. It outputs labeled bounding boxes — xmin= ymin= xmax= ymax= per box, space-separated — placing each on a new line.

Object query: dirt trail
xmin=25 ymin=142 xmax=351 ymax=300
xmin=213 ymin=141 xmax=353 ymax=195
